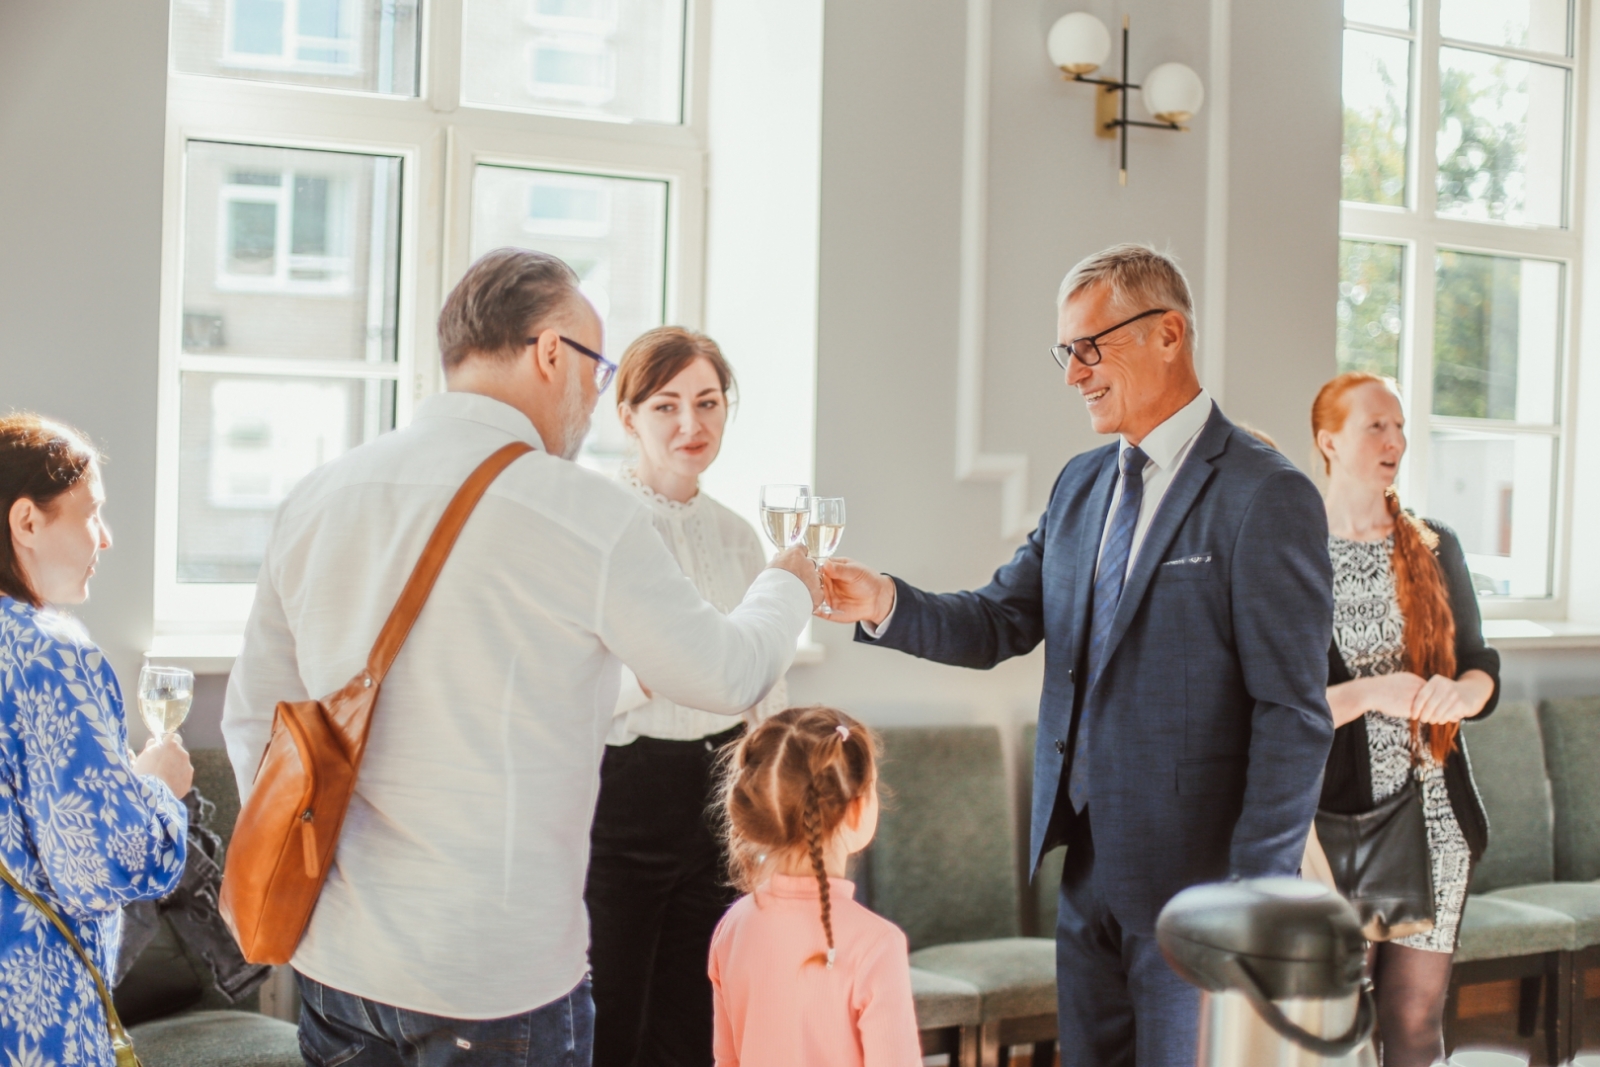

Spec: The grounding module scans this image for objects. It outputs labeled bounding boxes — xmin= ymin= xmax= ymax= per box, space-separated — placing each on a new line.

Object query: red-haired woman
xmin=586 ymin=327 xmax=789 ymax=1066
xmin=0 ymin=414 xmax=193 ymax=1066
xmin=1312 ymin=373 xmax=1499 ymax=1067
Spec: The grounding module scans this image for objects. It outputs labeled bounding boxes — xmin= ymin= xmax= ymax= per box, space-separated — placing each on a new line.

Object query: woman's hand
xmin=1410 ymin=670 xmax=1493 ymax=724
xmin=1329 ymin=672 xmax=1425 ymax=724
xmin=817 ymin=558 xmax=895 ymax=625
xmin=132 ymin=734 xmax=194 ymax=798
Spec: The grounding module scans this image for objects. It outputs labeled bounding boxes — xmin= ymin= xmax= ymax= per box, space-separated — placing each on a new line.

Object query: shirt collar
xmin=1121 ymin=388 xmax=1211 ymax=470
xmin=413 ymin=392 xmax=547 ymax=451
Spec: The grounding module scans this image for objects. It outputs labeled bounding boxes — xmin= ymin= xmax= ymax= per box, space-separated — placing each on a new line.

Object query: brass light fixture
xmin=1048 ymin=13 xmax=1205 ymax=185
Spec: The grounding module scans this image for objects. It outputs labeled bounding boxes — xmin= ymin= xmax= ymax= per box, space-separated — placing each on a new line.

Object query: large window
xmin=156 ymin=0 xmax=706 ymax=635
xmin=1338 ymin=0 xmax=1582 ymax=610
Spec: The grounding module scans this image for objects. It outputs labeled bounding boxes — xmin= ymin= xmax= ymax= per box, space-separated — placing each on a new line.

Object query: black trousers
xmin=585 ymin=725 xmax=742 ymax=1067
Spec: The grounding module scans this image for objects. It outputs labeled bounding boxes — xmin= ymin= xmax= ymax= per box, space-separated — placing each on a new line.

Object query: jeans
xmin=297 ymin=973 xmax=595 ymax=1067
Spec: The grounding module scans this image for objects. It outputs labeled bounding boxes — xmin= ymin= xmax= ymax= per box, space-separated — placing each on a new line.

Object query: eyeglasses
xmin=526 ymin=333 xmax=618 ymax=393
xmin=1049 ymin=308 xmax=1171 ymax=370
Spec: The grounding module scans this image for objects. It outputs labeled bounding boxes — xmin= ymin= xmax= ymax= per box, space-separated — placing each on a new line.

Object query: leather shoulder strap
xmin=366 ymin=441 xmax=535 ymax=682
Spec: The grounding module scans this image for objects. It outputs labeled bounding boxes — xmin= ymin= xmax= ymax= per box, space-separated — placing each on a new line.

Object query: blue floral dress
xmin=0 ymin=597 xmax=187 ymax=1067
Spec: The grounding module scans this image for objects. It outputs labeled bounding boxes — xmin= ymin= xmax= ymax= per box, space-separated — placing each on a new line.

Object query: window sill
xmin=1480 ymin=619 xmax=1600 ymax=650
xmin=147 ymin=634 xmax=829 ymax=675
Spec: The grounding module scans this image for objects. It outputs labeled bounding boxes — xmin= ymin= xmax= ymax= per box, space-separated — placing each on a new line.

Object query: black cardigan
xmin=1318 ymin=520 xmax=1501 ymax=862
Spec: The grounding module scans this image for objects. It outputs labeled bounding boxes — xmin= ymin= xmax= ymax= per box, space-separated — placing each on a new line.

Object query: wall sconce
xmin=1047 ymin=13 xmax=1204 ymax=185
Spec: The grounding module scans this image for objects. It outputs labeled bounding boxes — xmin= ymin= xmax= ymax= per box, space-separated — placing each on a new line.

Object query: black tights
xmin=1369 ymin=941 xmax=1454 ymax=1067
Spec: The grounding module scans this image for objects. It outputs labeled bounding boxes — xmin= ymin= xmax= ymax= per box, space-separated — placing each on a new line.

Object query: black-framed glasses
xmin=1049 ymin=308 xmax=1171 ymax=370
xmin=527 ymin=333 xmax=619 ymax=393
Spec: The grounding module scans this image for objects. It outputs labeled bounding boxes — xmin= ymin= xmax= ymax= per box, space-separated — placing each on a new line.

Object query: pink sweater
xmin=708 ymin=875 xmax=922 ymax=1067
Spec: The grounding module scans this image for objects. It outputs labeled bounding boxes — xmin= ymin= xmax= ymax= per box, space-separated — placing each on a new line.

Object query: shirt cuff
xmin=858 ymin=588 xmax=897 ymax=640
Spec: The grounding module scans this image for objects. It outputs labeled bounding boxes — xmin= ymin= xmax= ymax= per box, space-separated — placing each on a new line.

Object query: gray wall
xmin=0 ymin=0 xmax=170 ymax=694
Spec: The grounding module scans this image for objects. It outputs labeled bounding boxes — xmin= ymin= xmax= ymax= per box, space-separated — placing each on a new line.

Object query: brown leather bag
xmin=220 ymin=442 xmax=533 ymax=964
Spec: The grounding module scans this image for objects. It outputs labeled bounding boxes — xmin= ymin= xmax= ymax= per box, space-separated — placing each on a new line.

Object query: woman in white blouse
xmin=586 ymin=327 xmax=787 ymax=1067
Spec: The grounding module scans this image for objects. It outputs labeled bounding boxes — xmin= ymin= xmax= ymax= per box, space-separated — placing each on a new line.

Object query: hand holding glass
xmin=138 ymin=665 xmax=194 ymax=743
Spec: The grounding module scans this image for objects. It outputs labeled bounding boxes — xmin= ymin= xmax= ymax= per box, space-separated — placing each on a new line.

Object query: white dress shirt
xmin=221 ymin=392 xmax=810 ymax=1020
xmin=609 ymin=470 xmax=788 ymax=745
xmin=865 ymin=390 xmax=1212 ymax=636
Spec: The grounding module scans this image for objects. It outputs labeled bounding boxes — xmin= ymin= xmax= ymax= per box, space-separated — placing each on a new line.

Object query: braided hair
xmin=718 ymin=706 xmax=877 ymax=969
xmin=1313 ymin=372 xmax=1460 ymax=763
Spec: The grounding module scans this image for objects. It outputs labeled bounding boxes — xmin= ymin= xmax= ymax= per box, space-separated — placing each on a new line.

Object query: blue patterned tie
xmin=1068 ymin=444 xmax=1149 ymax=812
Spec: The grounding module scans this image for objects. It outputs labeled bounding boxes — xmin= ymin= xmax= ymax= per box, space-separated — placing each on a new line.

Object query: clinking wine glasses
xmin=803 ymin=496 xmax=845 ymax=616
xmin=759 ymin=484 xmax=811 ymax=550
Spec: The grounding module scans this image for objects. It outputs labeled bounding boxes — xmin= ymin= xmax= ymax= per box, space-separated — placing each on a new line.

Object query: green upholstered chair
xmin=1532 ymin=696 xmax=1600 ymax=1055
xmin=116 ymin=748 xmax=303 ymax=1067
xmin=867 ymin=726 xmax=1055 ymax=1067
xmin=1452 ymin=702 xmax=1580 ymax=1063
xmin=912 ymin=968 xmax=983 ymax=1064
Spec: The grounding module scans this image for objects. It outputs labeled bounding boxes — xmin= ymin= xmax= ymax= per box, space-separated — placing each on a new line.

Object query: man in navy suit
xmin=823 ymin=244 xmax=1334 ymax=1066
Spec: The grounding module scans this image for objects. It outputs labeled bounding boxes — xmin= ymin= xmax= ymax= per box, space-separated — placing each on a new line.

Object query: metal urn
xmin=1157 ymin=877 xmax=1377 ymax=1067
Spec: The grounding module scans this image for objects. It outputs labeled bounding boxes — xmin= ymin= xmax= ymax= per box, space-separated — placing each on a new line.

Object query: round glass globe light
xmin=1047 ymin=13 xmax=1111 ymax=75
xmin=1141 ymin=62 xmax=1205 ymax=123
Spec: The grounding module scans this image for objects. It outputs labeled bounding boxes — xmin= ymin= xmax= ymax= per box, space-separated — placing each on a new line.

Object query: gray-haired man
xmin=224 ymin=249 xmax=820 ymax=1066
xmin=824 ymin=244 xmax=1334 ymax=1066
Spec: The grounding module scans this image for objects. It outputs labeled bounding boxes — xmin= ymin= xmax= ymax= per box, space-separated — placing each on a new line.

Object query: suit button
xmin=1055 ymin=739 xmax=1066 ymax=755
xmin=1068 ymin=668 xmax=1076 ymax=683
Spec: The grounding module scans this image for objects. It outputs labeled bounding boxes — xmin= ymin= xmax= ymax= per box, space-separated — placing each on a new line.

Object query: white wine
xmin=804 ymin=522 xmax=845 ymax=560
xmin=139 ymin=691 xmax=192 ymax=740
xmin=761 ymin=506 xmax=809 ymax=548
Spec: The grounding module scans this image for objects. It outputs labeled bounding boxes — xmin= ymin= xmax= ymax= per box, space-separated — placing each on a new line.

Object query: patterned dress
xmin=1329 ymin=536 xmax=1471 ymax=953
xmin=0 ymin=598 xmax=187 ymax=1067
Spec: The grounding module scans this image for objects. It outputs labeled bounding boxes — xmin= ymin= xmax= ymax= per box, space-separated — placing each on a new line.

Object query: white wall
xmin=0 ymin=0 xmax=170 ymax=697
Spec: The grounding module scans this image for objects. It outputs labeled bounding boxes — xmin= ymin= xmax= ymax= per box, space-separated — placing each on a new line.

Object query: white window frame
xmin=215 ymin=166 xmax=357 ymax=294
xmin=224 ymin=0 xmax=363 ymax=74
xmin=155 ymin=0 xmax=711 ymax=641
xmin=1341 ymin=0 xmax=1590 ymax=620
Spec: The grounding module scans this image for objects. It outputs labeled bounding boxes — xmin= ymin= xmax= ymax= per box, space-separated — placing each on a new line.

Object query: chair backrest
xmin=1537 ymin=697 xmax=1600 ymax=882
xmin=1019 ymin=722 xmax=1066 ymax=936
xmin=1463 ymin=700 xmax=1555 ymax=892
xmin=866 ymin=725 xmax=1018 ymax=950
xmin=191 ymin=748 xmax=242 ymax=849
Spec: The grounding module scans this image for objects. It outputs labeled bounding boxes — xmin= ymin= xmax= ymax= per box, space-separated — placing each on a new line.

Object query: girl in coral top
xmin=708 ymin=706 xmax=921 ymax=1067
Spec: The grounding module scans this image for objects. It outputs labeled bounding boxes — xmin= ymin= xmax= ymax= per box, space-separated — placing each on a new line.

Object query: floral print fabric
xmin=0 ymin=597 xmax=187 ymax=1067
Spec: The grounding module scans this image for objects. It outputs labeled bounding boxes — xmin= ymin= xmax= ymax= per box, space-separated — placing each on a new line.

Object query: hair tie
xmin=836 ymin=725 xmax=850 ymax=742
xmin=826 ymin=947 xmax=837 ymax=969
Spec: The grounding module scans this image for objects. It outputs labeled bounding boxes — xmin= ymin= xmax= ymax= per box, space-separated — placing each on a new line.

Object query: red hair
xmin=1312 ymin=373 xmax=1458 ymax=762
xmin=719 ymin=706 xmax=878 ymax=968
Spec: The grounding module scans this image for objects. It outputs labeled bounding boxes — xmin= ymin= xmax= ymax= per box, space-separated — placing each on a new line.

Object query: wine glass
xmin=803 ymin=496 xmax=845 ymax=615
xmin=138 ymin=665 xmax=194 ymax=744
xmin=759 ymin=484 xmax=811 ymax=550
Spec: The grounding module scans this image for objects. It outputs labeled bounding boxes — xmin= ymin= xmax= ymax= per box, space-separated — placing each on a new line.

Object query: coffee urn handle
xmin=1217 ymin=955 xmax=1376 ymax=1058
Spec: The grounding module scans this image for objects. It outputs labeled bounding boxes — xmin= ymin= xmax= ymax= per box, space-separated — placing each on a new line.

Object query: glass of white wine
xmin=803 ymin=496 xmax=845 ymax=615
xmin=759 ymin=483 xmax=811 ymax=551
xmin=138 ymin=665 xmax=194 ymax=744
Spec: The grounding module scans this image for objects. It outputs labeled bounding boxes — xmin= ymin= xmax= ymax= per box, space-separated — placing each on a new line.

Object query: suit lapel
xmin=1069 ymin=449 xmax=1119 ymax=670
xmin=1091 ymin=406 xmax=1232 ymax=687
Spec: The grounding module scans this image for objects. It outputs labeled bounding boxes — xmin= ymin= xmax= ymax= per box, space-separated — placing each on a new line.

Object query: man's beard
xmin=556 ymin=366 xmax=592 ymax=460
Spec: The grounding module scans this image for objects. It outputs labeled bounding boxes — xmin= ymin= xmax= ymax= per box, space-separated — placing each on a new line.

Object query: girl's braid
xmin=802 ymin=780 xmax=835 ymax=967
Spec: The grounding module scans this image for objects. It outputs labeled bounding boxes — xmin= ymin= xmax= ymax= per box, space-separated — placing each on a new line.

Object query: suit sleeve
xmin=854 ymin=494 xmax=1058 ymax=670
xmin=1227 ymin=468 xmax=1336 ymax=878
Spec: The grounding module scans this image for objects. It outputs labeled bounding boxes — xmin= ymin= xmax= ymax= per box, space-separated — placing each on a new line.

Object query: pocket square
xmin=1162 ymin=553 xmax=1213 ymax=567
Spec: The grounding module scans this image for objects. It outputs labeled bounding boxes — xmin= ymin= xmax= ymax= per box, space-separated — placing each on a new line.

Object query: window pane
xmin=184 ymin=142 xmax=401 ymax=362
xmin=1428 ymin=429 xmax=1554 ymax=597
xmin=1441 ymin=0 xmax=1569 ymax=55
xmin=1337 ymin=240 xmax=1405 ymax=378
xmin=1433 ymin=251 xmax=1561 ymax=422
xmin=1346 ymin=0 xmax=1410 ymax=30
xmin=171 ymin=0 xmax=420 ymax=96
xmin=1436 ymin=48 xmax=1568 ymax=227
xmin=1342 ymin=31 xmax=1410 ymax=206
xmin=470 ymin=164 xmax=668 ymax=465
xmin=461 ymin=0 xmax=686 ymax=123
xmin=177 ymin=374 xmax=395 ymax=582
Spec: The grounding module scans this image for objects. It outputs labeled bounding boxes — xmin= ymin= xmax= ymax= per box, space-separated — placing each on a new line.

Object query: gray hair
xmin=437 ymin=248 xmax=584 ymax=370
xmin=1056 ymin=243 xmax=1196 ymax=352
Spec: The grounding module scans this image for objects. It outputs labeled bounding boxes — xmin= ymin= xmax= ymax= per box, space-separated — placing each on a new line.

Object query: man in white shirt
xmin=823 ymin=244 xmax=1333 ymax=1067
xmin=222 ymin=248 xmax=820 ymax=1065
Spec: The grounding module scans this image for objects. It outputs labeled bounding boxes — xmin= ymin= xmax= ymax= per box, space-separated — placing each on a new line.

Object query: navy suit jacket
xmin=860 ymin=405 xmax=1335 ymax=931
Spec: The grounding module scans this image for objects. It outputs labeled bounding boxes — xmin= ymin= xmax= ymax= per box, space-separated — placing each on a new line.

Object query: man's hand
xmin=818 ymin=558 xmax=896 ymax=625
xmin=767 ymin=546 xmax=824 ymax=611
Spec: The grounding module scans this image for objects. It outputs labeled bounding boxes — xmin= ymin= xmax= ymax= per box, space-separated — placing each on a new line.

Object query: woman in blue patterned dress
xmin=0 ymin=415 xmax=193 ymax=1067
